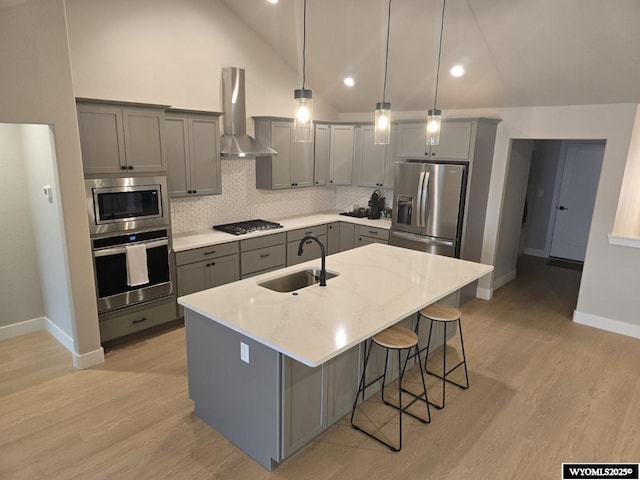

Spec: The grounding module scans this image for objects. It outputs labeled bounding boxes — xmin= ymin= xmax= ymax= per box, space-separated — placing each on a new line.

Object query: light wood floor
xmin=2 ymin=256 xmax=639 ymax=479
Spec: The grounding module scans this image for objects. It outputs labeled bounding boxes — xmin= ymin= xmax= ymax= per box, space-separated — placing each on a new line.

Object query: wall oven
xmin=85 ymin=176 xmax=169 ymax=235
xmin=86 ymin=176 xmax=174 ymax=315
xmin=92 ymin=228 xmax=173 ymax=313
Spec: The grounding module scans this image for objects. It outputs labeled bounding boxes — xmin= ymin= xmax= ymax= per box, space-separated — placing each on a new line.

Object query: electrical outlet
xmin=240 ymin=342 xmax=249 ymax=363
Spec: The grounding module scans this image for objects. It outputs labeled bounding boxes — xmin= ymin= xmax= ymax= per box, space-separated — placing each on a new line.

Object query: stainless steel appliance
xmin=213 ymin=219 xmax=283 ymax=235
xmin=389 ymin=160 xmax=468 ymax=257
xmin=91 ymin=228 xmax=173 ymax=313
xmin=86 ymin=176 xmax=174 ymax=315
xmin=85 ymin=176 xmax=169 ymax=235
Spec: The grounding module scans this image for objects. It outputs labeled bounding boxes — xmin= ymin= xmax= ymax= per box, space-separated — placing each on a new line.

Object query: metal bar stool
xmin=420 ymin=303 xmax=469 ymax=409
xmin=350 ymin=325 xmax=430 ymax=452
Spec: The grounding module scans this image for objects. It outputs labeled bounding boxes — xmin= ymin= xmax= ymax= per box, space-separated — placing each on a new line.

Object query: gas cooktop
xmin=213 ymin=219 xmax=284 ymax=236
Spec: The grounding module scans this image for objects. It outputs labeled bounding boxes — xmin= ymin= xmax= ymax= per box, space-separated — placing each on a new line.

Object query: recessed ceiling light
xmin=344 ymin=77 xmax=355 ymax=87
xmin=267 ymin=0 xmax=278 ymax=4
xmin=450 ymin=65 xmax=465 ymax=77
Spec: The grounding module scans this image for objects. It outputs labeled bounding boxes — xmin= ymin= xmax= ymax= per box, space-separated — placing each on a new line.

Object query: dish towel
xmin=126 ymin=244 xmax=149 ymax=287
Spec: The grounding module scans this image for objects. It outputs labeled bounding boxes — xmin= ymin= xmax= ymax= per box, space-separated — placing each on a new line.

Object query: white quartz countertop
xmin=172 ymin=212 xmax=392 ymax=252
xmin=178 ymin=243 xmax=493 ymax=367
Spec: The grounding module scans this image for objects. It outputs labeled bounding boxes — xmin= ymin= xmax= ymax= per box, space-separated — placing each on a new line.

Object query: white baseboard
xmin=493 ymin=270 xmax=517 ymax=290
xmin=72 ymin=347 xmax=105 ymax=369
xmin=0 ymin=317 xmax=104 ymax=369
xmin=523 ymin=247 xmax=548 ymax=257
xmin=573 ymin=310 xmax=640 ymax=340
xmin=45 ymin=317 xmax=74 ymax=351
xmin=476 ymin=287 xmax=493 ymax=300
xmin=0 ymin=317 xmax=46 ymax=340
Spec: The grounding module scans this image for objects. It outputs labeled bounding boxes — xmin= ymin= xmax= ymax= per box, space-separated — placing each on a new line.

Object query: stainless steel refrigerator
xmin=389 ymin=160 xmax=468 ymax=257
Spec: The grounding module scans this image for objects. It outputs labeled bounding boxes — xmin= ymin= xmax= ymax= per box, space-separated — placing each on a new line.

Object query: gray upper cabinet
xmin=254 ymin=118 xmax=314 ymax=190
xmin=357 ymin=125 xmax=399 ymax=188
xmin=77 ymin=100 xmax=168 ymax=175
xmin=328 ymin=124 xmax=355 ymax=185
xmin=313 ymin=123 xmax=330 ymax=186
xmin=165 ymin=110 xmax=222 ymax=197
xmin=398 ymin=119 xmax=473 ymax=160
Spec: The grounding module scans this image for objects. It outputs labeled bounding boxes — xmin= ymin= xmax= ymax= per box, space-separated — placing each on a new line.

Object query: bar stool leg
xmin=457 ymin=319 xmax=470 ymax=389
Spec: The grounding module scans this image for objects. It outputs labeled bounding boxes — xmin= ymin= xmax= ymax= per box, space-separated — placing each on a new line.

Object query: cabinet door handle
xmin=120 ymin=165 xmax=127 ymax=170
xmin=128 ymin=165 xmax=134 ymax=170
xmin=260 ymin=253 xmax=271 ymax=258
xmin=304 ymin=230 xmax=313 ymax=235
xmin=203 ymin=250 xmax=216 ymax=255
xmin=329 ymin=180 xmax=333 ymax=183
xmin=132 ymin=317 xmax=147 ymax=324
xmin=368 ymin=230 xmax=378 ymax=235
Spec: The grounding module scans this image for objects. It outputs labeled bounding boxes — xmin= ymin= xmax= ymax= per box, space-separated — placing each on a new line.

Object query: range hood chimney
xmin=220 ymin=67 xmax=276 ymax=158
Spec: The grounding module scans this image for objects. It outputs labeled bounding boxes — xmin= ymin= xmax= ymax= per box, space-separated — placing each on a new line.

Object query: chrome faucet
xmin=297 ymin=235 xmax=327 ymax=286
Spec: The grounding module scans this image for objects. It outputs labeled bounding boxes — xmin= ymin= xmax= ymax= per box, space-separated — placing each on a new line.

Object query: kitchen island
xmin=178 ymin=243 xmax=492 ymax=469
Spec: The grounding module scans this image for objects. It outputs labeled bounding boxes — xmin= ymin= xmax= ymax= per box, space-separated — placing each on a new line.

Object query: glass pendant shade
xmin=294 ymin=88 xmax=313 ymax=142
xmin=426 ymin=108 xmax=442 ymax=146
xmin=374 ymin=101 xmax=392 ymax=145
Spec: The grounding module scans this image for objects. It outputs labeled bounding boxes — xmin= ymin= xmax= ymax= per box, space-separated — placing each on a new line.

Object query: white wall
xmin=493 ymin=139 xmax=533 ymax=289
xmin=0 ymin=124 xmax=45 ymax=330
xmin=65 ymin=0 xmax=338 ymax=123
xmin=20 ymin=124 xmax=75 ymax=344
xmin=0 ymin=0 xmax=102 ymax=367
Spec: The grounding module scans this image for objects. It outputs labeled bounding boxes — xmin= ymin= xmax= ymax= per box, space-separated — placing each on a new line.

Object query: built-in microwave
xmin=85 ymin=176 xmax=169 ymax=235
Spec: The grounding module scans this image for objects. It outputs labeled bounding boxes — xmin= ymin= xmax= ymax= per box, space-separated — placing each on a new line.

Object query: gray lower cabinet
xmin=240 ymin=233 xmax=287 ymax=278
xmin=99 ymin=297 xmax=177 ymax=343
xmin=175 ymin=241 xmax=240 ymax=316
xmin=77 ymin=99 xmax=168 ymax=175
xmin=326 ymin=222 xmax=340 ymax=255
xmin=281 ymin=357 xmax=327 ymax=458
xmin=165 ymin=110 xmax=222 ymax=197
xmin=339 ymin=223 xmax=356 ymax=252
xmin=325 ymin=344 xmax=360 ymax=425
xmin=286 ymin=224 xmax=328 ymax=266
xmin=355 ymin=225 xmax=389 ymax=247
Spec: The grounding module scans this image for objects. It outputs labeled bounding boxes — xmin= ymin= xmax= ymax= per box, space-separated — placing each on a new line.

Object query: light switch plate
xmin=240 ymin=342 xmax=249 ymax=363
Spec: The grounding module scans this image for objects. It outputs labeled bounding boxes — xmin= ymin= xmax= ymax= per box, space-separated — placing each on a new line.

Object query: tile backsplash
xmin=170 ymin=158 xmax=394 ymax=234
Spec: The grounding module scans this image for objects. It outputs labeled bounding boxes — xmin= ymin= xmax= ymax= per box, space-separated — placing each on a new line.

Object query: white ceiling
xmin=221 ymin=0 xmax=640 ymax=113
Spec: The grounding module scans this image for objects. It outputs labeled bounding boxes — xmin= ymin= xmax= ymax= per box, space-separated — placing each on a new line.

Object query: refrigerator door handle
xmin=391 ymin=231 xmax=455 ymax=246
xmin=416 ymin=171 xmax=426 ymax=227
xmin=420 ymin=171 xmax=430 ymax=229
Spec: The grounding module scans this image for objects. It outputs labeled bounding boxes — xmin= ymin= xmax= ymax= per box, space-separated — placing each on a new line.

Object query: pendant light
xmin=427 ymin=0 xmax=446 ymax=146
xmin=294 ymin=0 xmax=313 ymax=142
xmin=374 ymin=0 xmax=393 ymax=145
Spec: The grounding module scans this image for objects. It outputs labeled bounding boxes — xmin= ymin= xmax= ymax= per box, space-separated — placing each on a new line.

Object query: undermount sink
xmin=258 ymin=268 xmax=339 ymax=293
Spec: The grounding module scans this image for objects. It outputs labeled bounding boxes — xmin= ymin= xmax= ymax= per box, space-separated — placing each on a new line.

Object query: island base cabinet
xmin=281 ymin=358 xmax=326 ymax=459
xmin=325 ymin=344 xmax=360 ymax=425
xmin=185 ymin=311 xmax=281 ymax=471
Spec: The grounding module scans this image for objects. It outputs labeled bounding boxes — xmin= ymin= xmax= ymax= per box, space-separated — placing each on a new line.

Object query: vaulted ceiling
xmin=221 ymin=0 xmax=640 ymax=113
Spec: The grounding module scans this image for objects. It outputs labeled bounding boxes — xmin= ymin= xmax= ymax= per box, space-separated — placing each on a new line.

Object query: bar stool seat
xmin=351 ymin=325 xmax=430 ymax=452
xmin=419 ymin=303 xmax=469 ymax=409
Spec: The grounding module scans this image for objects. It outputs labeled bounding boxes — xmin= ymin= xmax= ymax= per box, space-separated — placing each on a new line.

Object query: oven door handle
xmin=93 ymin=239 xmax=169 ymax=257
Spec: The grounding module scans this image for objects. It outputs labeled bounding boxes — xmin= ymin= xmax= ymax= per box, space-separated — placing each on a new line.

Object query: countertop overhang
xmin=178 ymin=243 xmax=493 ymax=367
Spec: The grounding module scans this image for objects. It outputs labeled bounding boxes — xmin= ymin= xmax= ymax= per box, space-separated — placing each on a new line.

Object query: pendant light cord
xmin=302 ymin=0 xmax=307 ymax=90
xmin=433 ymin=0 xmax=446 ymax=110
xmin=382 ymin=0 xmax=392 ymax=102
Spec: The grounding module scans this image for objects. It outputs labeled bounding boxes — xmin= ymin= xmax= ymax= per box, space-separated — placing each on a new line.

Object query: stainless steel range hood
xmin=220 ymin=67 xmax=276 ymax=158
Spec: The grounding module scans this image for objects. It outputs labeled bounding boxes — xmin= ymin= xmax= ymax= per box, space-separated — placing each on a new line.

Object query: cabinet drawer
xmin=287 ymin=234 xmax=327 ymax=266
xmin=286 ymin=224 xmax=328 ymax=243
xmin=99 ymin=300 xmax=177 ymax=342
xmin=241 ymin=243 xmax=286 ymax=276
xmin=175 ymin=241 xmax=239 ymax=266
xmin=240 ymin=232 xmax=286 ymax=252
xmin=356 ymin=225 xmax=389 ymax=241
